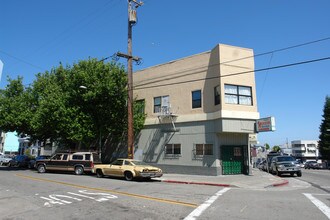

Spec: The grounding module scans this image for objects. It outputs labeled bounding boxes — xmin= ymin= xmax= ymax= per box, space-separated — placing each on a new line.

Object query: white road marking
xmin=303 ymin=193 xmax=330 ymax=219
xmin=184 ymin=188 xmax=230 ymax=220
xmin=40 ymin=190 xmax=118 ymax=207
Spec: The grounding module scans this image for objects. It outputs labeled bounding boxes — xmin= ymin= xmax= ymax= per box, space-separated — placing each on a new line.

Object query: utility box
xmin=129 ymin=10 xmax=137 ymax=23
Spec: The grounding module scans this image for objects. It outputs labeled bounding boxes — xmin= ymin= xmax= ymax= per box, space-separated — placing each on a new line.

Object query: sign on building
xmin=256 ymin=117 xmax=276 ymax=132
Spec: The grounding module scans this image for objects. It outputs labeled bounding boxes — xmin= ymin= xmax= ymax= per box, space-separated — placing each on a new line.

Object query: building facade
xmin=291 ymin=140 xmax=319 ymax=161
xmin=133 ymin=44 xmax=259 ymax=175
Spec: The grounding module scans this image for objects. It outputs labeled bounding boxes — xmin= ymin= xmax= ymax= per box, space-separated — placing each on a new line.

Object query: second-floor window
xmin=154 ymin=95 xmax=169 ymax=113
xmin=224 ymin=84 xmax=252 ymax=105
xmin=214 ymin=85 xmax=220 ymax=105
xmin=192 ymin=90 xmax=201 ymax=108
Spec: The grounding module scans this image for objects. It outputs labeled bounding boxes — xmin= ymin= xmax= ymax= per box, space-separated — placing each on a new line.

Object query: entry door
xmin=221 ymin=146 xmax=244 ymax=175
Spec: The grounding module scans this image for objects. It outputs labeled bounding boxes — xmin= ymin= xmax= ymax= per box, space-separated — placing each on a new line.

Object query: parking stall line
xmin=303 ymin=193 xmax=330 ymax=219
xmin=16 ymin=174 xmax=198 ymax=208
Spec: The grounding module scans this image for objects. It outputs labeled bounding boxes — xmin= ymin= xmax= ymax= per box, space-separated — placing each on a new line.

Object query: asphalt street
xmin=0 ymin=166 xmax=329 ymax=220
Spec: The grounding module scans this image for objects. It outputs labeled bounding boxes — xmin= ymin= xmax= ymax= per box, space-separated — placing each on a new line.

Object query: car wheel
xmin=96 ymin=169 xmax=104 ymax=178
xmin=297 ymin=171 xmax=302 ymax=177
xmin=124 ymin=171 xmax=133 ymax=181
xmin=74 ymin=166 xmax=84 ymax=175
xmin=37 ymin=165 xmax=46 ymax=173
xmin=276 ymin=169 xmax=281 ymax=177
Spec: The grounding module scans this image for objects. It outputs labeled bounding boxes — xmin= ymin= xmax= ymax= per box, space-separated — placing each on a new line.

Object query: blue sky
xmin=1 ymin=0 xmax=330 ymax=149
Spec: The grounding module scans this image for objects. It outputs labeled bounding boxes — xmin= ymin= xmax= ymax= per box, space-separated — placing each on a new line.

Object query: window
xmin=53 ymin=154 xmax=62 ymax=160
xmin=192 ymin=90 xmax=201 ymax=108
xmin=72 ymin=155 xmax=84 ymax=160
xmin=214 ymin=85 xmax=220 ymax=105
xmin=136 ymin=99 xmax=145 ymax=114
xmin=154 ymin=96 xmax=169 ymax=113
xmin=165 ymin=144 xmax=181 ymax=156
xmin=224 ymin=84 xmax=252 ymax=105
xmin=194 ymin=144 xmax=213 ymax=157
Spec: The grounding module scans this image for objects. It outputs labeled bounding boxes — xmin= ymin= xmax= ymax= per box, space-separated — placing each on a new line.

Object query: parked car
xmin=36 ymin=152 xmax=101 ymax=175
xmin=0 ymin=155 xmax=12 ymax=166
xmin=8 ymin=155 xmax=30 ymax=168
xmin=92 ymin=158 xmax=163 ymax=181
xmin=257 ymin=160 xmax=267 ymax=171
xmin=28 ymin=155 xmax=51 ymax=169
xmin=304 ymin=161 xmax=317 ymax=169
xmin=266 ymin=151 xmax=282 ymax=173
xmin=311 ymin=162 xmax=326 ymax=169
xmin=270 ymin=155 xmax=302 ymax=177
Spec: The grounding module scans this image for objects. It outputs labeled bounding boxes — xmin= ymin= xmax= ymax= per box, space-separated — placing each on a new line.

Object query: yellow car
xmin=92 ymin=158 xmax=163 ymax=181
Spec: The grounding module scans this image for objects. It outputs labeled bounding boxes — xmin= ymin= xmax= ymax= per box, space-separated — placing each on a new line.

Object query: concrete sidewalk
xmin=155 ymin=168 xmax=288 ymax=189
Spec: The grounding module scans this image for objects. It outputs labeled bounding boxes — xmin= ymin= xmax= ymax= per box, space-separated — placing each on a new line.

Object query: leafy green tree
xmin=0 ymin=77 xmax=34 ymax=134
xmin=265 ymin=143 xmax=270 ymax=150
xmin=272 ymin=146 xmax=281 ymax=152
xmin=319 ymin=96 xmax=330 ymax=160
xmin=0 ymin=59 xmax=146 ymax=156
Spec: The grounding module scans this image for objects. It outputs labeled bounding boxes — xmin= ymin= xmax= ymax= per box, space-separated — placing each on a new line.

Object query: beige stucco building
xmin=133 ymin=44 xmax=259 ymax=175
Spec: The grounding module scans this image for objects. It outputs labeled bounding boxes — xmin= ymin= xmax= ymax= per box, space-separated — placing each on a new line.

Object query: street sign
xmin=256 ymin=117 xmax=276 ymax=132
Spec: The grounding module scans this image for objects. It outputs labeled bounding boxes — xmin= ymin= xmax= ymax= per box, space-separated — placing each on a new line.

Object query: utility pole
xmin=117 ymin=0 xmax=143 ymax=159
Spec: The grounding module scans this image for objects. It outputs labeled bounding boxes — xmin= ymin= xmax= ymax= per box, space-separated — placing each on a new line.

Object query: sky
xmin=1 ymin=0 xmax=330 ymax=149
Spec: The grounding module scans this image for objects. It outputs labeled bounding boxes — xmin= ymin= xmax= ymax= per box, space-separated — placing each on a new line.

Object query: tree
xmin=0 ymin=77 xmax=34 ymax=135
xmin=0 ymin=58 xmax=146 ymax=155
xmin=319 ymin=96 xmax=330 ymax=160
xmin=265 ymin=143 xmax=270 ymax=151
xmin=272 ymin=146 xmax=281 ymax=152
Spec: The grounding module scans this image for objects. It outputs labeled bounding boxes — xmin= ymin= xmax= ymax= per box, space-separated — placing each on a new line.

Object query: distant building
xmin=18 ymin=136 xmax=56 ymax=157
xmin=133 ymin=44 xmax=259 ymax=175
xmin=291 ymin=140 xmax=318 ymax=161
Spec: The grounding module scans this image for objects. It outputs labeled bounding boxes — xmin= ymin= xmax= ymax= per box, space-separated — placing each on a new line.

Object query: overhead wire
xmin=133 ymin=56 xmax=330 ymax=90
xmin=134 ymin=37 xmax=330 ymax=88
xmin=0 ymin=0 xmax=123 ymax=73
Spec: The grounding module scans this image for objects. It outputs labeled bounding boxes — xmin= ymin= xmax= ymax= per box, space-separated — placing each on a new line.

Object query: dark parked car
xmin=8 ymin=155 xmax=30 ymax=168
xmin=304 ymin=161 xmax=317 ymax=169
xmin=28 ymin=155 xmax=51 ymax=169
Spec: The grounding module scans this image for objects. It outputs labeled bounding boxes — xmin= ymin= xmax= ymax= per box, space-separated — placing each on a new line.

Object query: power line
xmin=134 ymin=36 xmax=330 ymax=88
xmin=133 ymin=56 xmax=330 ymax=90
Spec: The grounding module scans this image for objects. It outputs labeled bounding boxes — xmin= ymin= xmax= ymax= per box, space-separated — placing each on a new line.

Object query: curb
xmin=265 ymin=179 xmax=289 ymax=188
xmin=160 ymin=179 xmax=232 ymax=187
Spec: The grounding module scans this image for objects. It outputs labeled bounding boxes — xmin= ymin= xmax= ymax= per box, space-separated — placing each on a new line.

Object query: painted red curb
xmin=271 ymin=179 xmax=289 ymax=187
xmin=161 ymin=180 xmax=232 ymax=187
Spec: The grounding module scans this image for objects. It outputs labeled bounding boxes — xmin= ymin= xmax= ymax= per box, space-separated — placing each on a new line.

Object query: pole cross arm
xmin=116 ymin=52 xmax=141 ymax=62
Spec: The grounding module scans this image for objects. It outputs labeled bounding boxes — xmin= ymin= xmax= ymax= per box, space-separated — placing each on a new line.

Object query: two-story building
xmin=291 ymin=140 xmax=319 ymax=161
xmin=133 ymin=44 xmax=260 ymax=175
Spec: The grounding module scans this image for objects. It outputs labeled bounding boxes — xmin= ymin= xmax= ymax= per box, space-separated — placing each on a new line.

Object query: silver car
xmin=270 ymin=156 xmax=302 ymax=177
xmin=0 ymin=155 xmax=12 ymax=166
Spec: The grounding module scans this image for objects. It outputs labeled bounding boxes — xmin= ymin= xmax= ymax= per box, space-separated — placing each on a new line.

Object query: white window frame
xmin=224 ymin=84 xmax=252 ymax=106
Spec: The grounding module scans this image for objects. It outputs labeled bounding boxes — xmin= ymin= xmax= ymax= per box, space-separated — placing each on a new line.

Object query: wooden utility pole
xmin=117 ymin=0 xmax=143 ymax=159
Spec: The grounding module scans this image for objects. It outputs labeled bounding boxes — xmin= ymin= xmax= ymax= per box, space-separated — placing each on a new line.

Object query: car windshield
xmin=277 ymin=156 xmax=295 ymax=162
